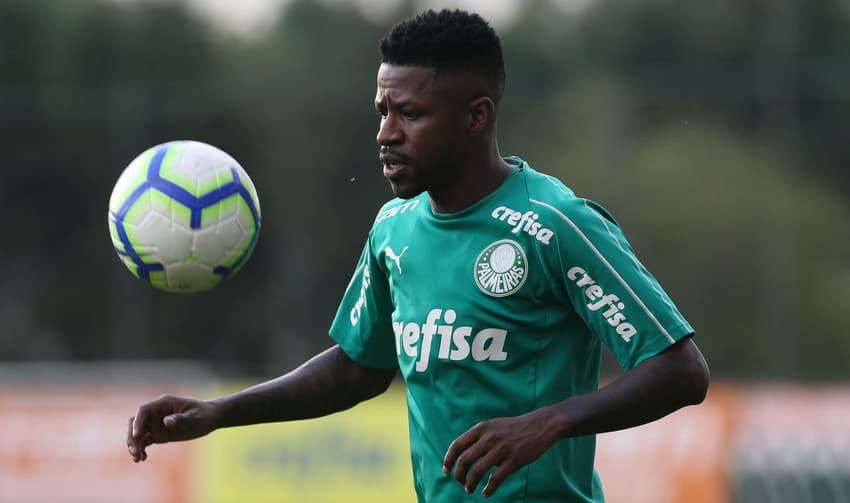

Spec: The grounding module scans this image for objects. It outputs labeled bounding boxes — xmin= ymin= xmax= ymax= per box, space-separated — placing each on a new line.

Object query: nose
xmin=376 ymin=114 xmax=402 ymax=146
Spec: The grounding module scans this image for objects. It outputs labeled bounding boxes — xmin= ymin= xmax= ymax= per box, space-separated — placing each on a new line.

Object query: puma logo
xmin=385 ymin=245 xmax=409 ymax=275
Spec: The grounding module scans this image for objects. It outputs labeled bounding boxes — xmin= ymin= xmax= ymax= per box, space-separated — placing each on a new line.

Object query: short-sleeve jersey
xmin=329 ymin=157 xmax=694 ymax=502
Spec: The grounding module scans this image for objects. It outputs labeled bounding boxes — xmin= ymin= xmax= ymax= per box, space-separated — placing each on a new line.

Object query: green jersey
xmin=329 ymin=157 xmax=694 ymax=502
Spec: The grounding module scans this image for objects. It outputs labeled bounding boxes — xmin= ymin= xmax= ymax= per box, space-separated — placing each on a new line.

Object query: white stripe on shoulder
xmin=530 ymin=198 xmax=676 ymax=343
xmin=582 ymin=200 xmax=687 ymax=327
xmin=542 ymin=174 xmax=572 ymax=195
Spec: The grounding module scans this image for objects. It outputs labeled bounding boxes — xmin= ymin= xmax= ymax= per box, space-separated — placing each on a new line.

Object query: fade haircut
xmin=380 ymin=9 xmax=506 ymax=105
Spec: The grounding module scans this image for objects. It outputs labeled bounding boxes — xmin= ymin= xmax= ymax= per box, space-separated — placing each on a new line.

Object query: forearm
xmin=546 ymin=337 xmax=709 ymax=439
xmin=210 ymin=345 xmax=396 ymax=429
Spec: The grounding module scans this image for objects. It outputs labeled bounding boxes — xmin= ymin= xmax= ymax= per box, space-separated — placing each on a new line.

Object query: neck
xmin=428 ymin=142 xmax=514 ymax=214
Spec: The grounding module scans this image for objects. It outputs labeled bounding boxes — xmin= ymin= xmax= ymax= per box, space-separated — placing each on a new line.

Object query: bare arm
xmin=545 ymin=335 xmax=709 ymax=437
xmin=128 ymin=345 xmax=397 ymax=462
xmin=443 ymin=336 xmax=709 ymax=497
xmin=212 ymin=345 xmax=396 ymax=427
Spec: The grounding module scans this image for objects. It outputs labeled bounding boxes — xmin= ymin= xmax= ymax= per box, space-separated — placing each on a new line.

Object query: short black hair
xmin=380 ymin=9 xmax=506 ymax=104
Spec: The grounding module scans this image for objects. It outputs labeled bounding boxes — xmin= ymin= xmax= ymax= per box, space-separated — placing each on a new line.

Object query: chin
xmin=389 ymin=181 xmax=425 ymax=200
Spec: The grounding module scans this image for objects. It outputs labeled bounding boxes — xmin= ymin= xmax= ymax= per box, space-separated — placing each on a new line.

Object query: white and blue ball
xmin=108 ymin=140 xmax=261 ymax=293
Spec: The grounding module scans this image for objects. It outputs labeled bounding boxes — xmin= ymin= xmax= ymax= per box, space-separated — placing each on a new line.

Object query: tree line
xmin=0 ymin=0 xmax=847 ymax=379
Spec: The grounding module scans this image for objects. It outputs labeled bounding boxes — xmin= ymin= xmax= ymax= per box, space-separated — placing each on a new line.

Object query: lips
xmin=382 ymin=162 xmax=407 ymax=180
xmin=379 ymin=151 xmax=410 ymax=180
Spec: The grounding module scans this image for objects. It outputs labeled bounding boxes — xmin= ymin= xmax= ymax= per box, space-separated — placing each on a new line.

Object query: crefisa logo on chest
xmin=474 ymin=239 xmax=528 ymax=297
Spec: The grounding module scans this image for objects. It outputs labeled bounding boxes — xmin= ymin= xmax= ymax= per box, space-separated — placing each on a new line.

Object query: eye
xmin=401 ymin=110 xmax=418 ymax=120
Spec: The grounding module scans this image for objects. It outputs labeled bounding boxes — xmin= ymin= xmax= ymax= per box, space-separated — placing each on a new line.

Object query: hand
xmin=127 ymin=395 xmax=219 ymax=462
xmin=442 ymin=409 xmax=561 ymax=498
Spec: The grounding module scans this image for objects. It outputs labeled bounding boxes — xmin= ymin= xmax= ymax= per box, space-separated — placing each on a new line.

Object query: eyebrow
xmin=374 ymin=99 xmax=415 ymax=109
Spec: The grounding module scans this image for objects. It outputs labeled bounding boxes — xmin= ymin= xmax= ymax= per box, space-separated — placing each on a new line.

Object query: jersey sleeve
xmin=328 ymin=230 xmax=398 ymax=369
xmin=539 ymin=196 xmax=694 ymax=370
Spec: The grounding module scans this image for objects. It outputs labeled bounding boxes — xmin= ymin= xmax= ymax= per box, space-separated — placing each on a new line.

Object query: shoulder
xmin=518 ymin=162 xmax=621 ymax=234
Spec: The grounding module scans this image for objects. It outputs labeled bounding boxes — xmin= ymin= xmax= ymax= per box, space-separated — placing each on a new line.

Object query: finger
xmin=453 ymin=440 xmax=490 ymax=487
xmin=131 ymin=405 xmax=153 ymax=463
xmin=464 ymin=447 xmax=506 ymax=495
xmin=138 ymin=432 xmax=153 ymax=462
xmin=130 ymin=414 xmax=150 ymax=462
xmin=482 ymin=463 xmax=516 ymax=498
xmin=464 ymin=449 xmax=504 ymax=494
xmin=127 ymin=416 xmax=139 ymax=462
xmin=443 ymin=426 xmax=483 ymax=474
xmin=131 ymin=405 xmax=149 ymax=440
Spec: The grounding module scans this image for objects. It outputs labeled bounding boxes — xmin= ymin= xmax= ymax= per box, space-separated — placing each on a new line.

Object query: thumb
xmin=163 ymin=414 xmax=183 ymax=428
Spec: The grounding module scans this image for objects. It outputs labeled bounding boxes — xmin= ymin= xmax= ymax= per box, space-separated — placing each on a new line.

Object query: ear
xmin=466 ymin=97 xmax=495 ymax=136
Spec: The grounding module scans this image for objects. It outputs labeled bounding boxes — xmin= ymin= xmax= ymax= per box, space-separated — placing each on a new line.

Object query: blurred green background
xmin=1 ymin=0 xmax=848 ymax=381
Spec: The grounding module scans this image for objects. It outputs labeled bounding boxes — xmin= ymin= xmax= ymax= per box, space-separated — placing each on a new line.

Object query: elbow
xmin=666 ymin=336 xmax=710 ymax=406
xmin=372 ymin=371 xmax=395 ymax=396
xmin=361 ymin=367 xmax=397 ymax=401
xmin=682 ymin=350 xmax=710 ymax=406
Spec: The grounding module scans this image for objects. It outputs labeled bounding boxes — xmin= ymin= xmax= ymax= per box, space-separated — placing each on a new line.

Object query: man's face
xmin=375 ymin=63 xmax=467 ymax=199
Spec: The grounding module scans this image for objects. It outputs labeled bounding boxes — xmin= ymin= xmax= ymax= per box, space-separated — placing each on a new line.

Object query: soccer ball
xmin=108 ymin=140 xmax=261 ymax=293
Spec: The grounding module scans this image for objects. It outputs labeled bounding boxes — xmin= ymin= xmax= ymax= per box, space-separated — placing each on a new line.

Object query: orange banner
xmin=595 ymin=386 xmax=736 ymax=503
xmin=0 ymin=386 xmax=193 ymax=503
xmin=1 ymin=381 xmax=848 ymax=502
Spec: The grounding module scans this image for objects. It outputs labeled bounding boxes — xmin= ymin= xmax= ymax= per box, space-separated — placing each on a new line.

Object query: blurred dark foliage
xmin=0 ymin=0 xmax=847 ymax=379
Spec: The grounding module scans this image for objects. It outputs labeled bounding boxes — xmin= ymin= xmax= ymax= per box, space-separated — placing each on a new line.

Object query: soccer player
xmin=127 ymin=9 xmax=709 ymax=502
